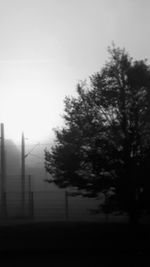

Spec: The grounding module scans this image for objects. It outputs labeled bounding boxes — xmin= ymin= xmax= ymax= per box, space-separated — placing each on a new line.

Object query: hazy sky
xmin=0 ymin=0 xmax=150 ymax=143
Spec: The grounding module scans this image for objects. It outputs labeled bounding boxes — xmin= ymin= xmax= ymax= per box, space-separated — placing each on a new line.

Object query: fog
xmin=0 ymin=0 xmax=150 ymax=143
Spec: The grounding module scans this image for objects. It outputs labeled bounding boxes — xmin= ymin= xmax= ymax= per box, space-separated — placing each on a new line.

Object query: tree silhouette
xmin=45 ymin=45 xmax=150 ymax=224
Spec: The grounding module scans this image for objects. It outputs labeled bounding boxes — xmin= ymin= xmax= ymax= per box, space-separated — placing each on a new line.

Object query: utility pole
xmin=0 ymin=123 xmax=7 ymax=218
xmin=21 ymin=132 xmax=25 ymax=216
xmin=21 ymin=137 xmax=39 ymax=218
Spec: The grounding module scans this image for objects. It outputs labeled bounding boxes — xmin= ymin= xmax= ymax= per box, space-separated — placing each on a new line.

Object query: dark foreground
xmin=0 ymin=221 xmax=149 ymax=266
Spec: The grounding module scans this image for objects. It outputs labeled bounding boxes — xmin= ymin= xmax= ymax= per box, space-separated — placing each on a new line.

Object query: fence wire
xmin=0 ymin=190 xmax=129 ymax=225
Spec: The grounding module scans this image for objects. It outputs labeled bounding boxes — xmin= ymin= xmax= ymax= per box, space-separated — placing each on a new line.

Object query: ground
xmin=0 ymin=222 xmax=150 ymax=267
xmin=0 ymin=221 xmax=149 ymax=266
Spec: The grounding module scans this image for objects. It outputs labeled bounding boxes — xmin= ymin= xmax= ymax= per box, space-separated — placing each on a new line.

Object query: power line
xmin=29 ymin=153 xmax=44 ymax=160
xmin=25 ymin=143 xmax=40 ymax=158
xmin=3 ymin=143 xmax=51 ymax=147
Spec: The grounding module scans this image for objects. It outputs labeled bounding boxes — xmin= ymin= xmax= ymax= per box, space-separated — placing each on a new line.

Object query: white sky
xmin=0 ymin=0 xmax=150 ymax=143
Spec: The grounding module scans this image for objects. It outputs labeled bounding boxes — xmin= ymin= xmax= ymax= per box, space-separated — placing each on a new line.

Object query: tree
xmin=45 ymin=45 xmax=150 ymax=224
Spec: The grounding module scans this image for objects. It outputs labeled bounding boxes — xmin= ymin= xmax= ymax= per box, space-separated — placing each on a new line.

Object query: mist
xmin=0 ymin=1 xmax=150 ymax=265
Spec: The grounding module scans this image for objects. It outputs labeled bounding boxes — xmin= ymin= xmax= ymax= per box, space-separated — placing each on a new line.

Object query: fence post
xmin=65 ymin=190 xmax=69 ymax=221
xmin=28 ymin=175 xmax=34 ymax=219
xmin=29 ymin=191 xmax=34 ymax=219
xmin=30 ymin=192 xmax=34 ymax=219
xmin=0 ymin=192 xmax=7 ymax=219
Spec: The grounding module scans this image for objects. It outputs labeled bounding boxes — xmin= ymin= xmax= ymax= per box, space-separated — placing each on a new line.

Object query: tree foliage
xmin=45 ymin=45 xmax=150 ymax=221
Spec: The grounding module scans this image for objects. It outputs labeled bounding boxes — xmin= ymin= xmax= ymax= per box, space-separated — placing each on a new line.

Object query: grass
xmin=0 ymin=221 xmax=149 ymax=266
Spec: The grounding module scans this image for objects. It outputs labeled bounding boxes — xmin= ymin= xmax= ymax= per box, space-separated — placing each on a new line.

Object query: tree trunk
xmin=128 ymin=186 xmax=138 ymax=227
xmin=128 ymin=159 xmax=138 ymax=226
xmin=128 ymin=208 xmax=138 ymax=226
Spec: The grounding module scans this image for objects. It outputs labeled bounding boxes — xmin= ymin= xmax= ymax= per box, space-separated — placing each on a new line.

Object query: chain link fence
xmin=0 ymin=189 xmax=129 ymax=225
